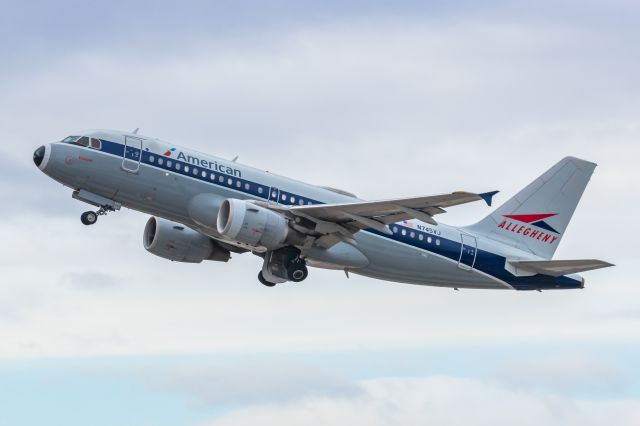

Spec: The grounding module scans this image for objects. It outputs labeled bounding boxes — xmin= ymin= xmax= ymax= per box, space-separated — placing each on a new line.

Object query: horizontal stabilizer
xmin=507 ymin=259 xmax=614 ymax=277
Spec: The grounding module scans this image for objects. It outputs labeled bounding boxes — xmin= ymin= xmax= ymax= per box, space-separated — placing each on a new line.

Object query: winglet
xmin=479 ymin=190 xmax=499 ymax=206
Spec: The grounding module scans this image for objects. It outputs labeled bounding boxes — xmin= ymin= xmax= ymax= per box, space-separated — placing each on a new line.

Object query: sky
xmin=1 ymin=0 xmax=640 ymax=425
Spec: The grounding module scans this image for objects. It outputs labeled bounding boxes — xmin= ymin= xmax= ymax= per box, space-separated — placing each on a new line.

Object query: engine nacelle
xmin=187 ymin=193 xmax=223 ymax=231
xmin=143 ymin=217 xmax=230 ymax=263
xmin=216 ymin=199 xmax=293 ymax=250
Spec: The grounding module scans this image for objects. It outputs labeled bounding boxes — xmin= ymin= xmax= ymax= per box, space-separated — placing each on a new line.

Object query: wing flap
xmin=507 ymin=259 xmax=614 ymax=277
xmin=288 ymin=191 xmax=497 ymax=225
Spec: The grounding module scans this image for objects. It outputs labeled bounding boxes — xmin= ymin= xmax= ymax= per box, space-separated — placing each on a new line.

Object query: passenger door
xmin=458 ymin=232 xmax=477 ymax=271
xmin=122 ymin=136 xmax=143 ymax=173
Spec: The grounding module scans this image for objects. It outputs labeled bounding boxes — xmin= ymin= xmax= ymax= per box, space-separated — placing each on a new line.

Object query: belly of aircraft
xmin=354 ymin=231 xmax=508 ymax=289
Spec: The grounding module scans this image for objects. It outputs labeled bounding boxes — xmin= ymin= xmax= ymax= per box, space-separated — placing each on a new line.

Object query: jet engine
xmin=216 ymin=199 xmax=300 ymax=250
xmin=143 ymin=217 xmax=230 ymax=263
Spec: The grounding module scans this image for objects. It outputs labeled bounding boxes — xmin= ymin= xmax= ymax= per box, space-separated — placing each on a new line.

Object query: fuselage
xmin=34 ymin=130 xmax=584 ymax=290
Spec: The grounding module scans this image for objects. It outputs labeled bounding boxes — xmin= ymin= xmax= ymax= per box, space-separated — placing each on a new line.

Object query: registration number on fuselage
xmin=415 ymin=224 xmax=441 ymax=236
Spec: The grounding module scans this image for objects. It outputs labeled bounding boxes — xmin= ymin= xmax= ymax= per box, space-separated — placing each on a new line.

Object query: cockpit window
xmin=76 ymin=136 xmax=90 ymax=147
xmin=90 ymin=138 xmax=102 ymax=149
xmin=63 ymin=135 xmax=90 ymax=147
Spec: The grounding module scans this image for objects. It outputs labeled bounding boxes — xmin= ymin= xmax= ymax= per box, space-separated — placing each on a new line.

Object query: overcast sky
xmin=1 ymin=1 xmax=640 ymax=425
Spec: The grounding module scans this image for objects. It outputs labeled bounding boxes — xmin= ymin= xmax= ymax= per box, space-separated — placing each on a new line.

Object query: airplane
xmin=33 ymin=130 xmax=613 ymax=290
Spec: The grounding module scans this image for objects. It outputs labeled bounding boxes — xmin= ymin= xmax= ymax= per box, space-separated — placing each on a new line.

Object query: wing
xmin=507 ymin=259 xmax=614 ymax=277
xmin=267 ymin=190 xmax=498 ymax=248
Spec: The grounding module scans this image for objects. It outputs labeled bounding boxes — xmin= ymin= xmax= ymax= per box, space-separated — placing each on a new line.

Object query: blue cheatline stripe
xmin=96 ymin=139 xmax=582 ymax=290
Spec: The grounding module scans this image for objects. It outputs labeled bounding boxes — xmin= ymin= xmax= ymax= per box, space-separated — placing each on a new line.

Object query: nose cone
xmin=33 ymin=145 xmax=45 ymax=167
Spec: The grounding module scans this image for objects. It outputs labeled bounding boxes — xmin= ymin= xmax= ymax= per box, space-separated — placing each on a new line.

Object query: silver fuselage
xmin=35 ymin=130 xmax=583 ymax=290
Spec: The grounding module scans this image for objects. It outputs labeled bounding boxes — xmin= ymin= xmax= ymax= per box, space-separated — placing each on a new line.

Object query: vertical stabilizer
xmin=466 ymin=157 xmax=596 ymax=259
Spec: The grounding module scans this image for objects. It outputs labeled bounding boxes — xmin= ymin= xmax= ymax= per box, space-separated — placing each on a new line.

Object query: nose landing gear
xmin=72 ymin=189 xmax=121 ymax=226
xmin=80 ymin=205 xmax=115 ymax=226
xmin=81 ymin=211 xmax=98 ymax=225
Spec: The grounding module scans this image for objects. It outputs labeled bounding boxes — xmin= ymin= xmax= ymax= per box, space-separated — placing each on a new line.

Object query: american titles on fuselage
xmin=164 ymin=148 xmax=241 ymax=178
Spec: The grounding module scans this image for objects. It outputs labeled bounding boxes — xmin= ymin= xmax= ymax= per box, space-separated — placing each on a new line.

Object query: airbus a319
xmin=33 ymin=130 xmax=613 ymax=289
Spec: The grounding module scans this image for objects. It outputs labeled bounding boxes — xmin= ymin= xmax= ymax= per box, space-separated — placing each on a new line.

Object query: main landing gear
xmin=259 ymin=247 xmax=309 ymax=287
xmin=258 ymin=271 xmax=277 ymax=287
xmin=287 ymin=257 xmax=309 ymax=282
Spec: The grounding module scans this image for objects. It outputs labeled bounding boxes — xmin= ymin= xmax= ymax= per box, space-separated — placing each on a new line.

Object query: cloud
xmin=143 ymin=361 xmax=361 ymax=408
xmin=495 ymin=352 xmax=629 ymax=395
xmin=60 ymin=271 xmax=120 ymax=291
xmin=204 ymin=375 xmax=640 ymax=426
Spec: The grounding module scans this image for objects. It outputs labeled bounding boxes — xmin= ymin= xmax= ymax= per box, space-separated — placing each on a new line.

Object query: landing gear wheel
xmin=81 ymin=211 xmax=98 ymax=225
xmin=287 ymin=260 xmax=308 ymax=282
xmin=258 ymin=271 xmax=276 ymax=287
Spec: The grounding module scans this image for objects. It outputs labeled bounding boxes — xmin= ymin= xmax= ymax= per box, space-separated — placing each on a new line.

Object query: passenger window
xmin=236 ymin=180 xmax=241 ymax=188
xmin=219 ymin=175 xmax=224 ymax=183
xmin=401 ymin=229 xmax=406 ymax=236
xmin=392 ymin=226 xmax=398 ymax=233
xmin=419 ymin=234 xmax=424 ymax=241
xmin=193 ymin=168 xmax=198 ymax=175
xmin=184 ymin=166 xmax=190 ymax=173
xmin=149 ymin=155 xmax=155 ymax=163
xmin=90 ymin=138 xmax=102 ymax=149
xmin=227 ymin=178 xmax=233 ymax=185
xmin=410 ymin=231 xmax=415 ymax=238
xmin=158 ymin=157 xmax=163 ymax=165
xmin=258 ymin=187 xmax=264 ymax=194
xmin=427 ymin=236 xmax=432 ymax=243
xmin=299 ymin=199 xmax=305 ymax=205
xmin=202 ymin=171 xmax=207 ymax=178
xmin=244 ymin=183 xmax=250 ymax=190
xmin=436 ymin=239 xmax=441 ymax=246
xmin=210 ymin=173 xmax=215 ymax=180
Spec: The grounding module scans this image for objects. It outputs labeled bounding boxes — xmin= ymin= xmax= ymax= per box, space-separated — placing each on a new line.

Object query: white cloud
xmin=204 ymin=376 xmax=640 ymax=426
xmin=496 ymin=352 xmax=629 ymax=395
xmin=143 ymin=361 xmax=361 ymax=407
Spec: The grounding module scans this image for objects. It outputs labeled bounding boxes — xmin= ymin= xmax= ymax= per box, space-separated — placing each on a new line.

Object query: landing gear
xmin=80 ymin=205 xmax=115 ymax=226
xmin=258 ymin=271 xmax=277 ymax=287
xmin=287 ymin=258 xmax=308 ymax=282
xmin=81 ymin=211 xmax=98 ymax=225
xmin=72 ymin=189 xmax=121 ymax=226
xmin=258 ymin=247 xmax=309 ymax=286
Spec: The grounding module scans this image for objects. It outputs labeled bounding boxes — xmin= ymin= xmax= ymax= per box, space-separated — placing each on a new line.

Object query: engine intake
xmin=217 ymin=199 xmax=296 ymax=250
xmin=143 ymin=217 xmax=230 ymax=263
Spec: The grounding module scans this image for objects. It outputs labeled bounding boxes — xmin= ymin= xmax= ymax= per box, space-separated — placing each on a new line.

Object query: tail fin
xmin=466 ymin=156 xmax=596 ymax=259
